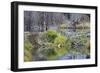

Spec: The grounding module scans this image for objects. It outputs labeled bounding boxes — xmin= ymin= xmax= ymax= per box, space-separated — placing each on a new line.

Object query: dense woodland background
xmin=24 ymin=11 xmax=90 ymax=32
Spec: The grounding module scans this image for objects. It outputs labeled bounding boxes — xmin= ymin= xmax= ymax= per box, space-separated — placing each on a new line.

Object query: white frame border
xmin=18 ymin=5 xmax=96 ymax=68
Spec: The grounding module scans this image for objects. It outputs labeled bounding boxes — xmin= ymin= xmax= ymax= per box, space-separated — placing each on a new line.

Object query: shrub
xmin=54 ymin=35 xmax=68 ymax=56
xmin=24 ymin=49 xmax=32 ymax=59
xmin=28 ymin=33 xmax=39 ymax=46
xmin=24 ymin=40 xmax=32 ymax=62
xmin=38 ymin=31 xmax=71 ymax=59
xmin=81 ymin=39 xmax=90 ymax=55
xmin=24 ymin=56 xmax=30 ymax=62
xmin=71 ymin=34 xmax=88 ymax=49
xmin=45 ymin=30 xmax=58 ymax=43
xmin=70 ymin=34 xmax=90 ymax=56
xmin=37 ymin=42 xmax=57 ymax=60
xmin=24 ymin=40 xmax=32 ymax=51
xmin=46 ymin=49 xmax=57 ymax=60
xmin=42 ymin=48 xmax=57 ymax=60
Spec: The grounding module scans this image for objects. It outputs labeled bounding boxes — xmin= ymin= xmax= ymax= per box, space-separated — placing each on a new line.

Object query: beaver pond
xmin=24 ymin=11 xmax=90 ymax=62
